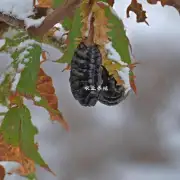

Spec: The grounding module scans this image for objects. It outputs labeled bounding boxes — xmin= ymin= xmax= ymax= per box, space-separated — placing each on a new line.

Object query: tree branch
xmin=0 ymin=0 xmax=81 ymax=37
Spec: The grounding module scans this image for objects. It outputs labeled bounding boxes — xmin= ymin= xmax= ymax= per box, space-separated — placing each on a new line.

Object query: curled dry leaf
xmin=36 ymin=68 xmax=69 ymax=131
xmin=127 ymin=0 xmax=149 ymax=25
xmin=0 ymin=134 xmax=35 ymax=176
xmin=147 ymin=0 xmax=180 ymax=14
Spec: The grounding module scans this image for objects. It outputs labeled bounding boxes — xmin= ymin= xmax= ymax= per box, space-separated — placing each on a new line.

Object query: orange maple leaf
xmin=36 ymin=68 xmax=69 ymax=131
xmin=0 ymin=134 xmax=36 ymax=176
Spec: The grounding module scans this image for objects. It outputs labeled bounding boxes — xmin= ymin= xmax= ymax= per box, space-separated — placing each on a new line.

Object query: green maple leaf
xmin=16 ymin=44 xmax=41 ymax=95
xmin=0 ymin=105 xmax=52 ymax=171
xmin=56 ymin=7 xmax=82 ymax=64
xmin=99 ymin=2 xmax=132 ymax=64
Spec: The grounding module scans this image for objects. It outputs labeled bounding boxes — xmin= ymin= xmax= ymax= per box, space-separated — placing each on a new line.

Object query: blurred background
xmin=1 ymin=0 xmax=180 ymax=179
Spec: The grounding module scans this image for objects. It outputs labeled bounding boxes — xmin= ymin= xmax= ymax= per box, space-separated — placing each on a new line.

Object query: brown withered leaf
xmin=36 ymin=68 xmax=69 ymax=131
xmin=80 ymin=0 xmax=94 ymax=38
xmin=92 ymin=2 xmax=110 ymax=46
xmin=127 ymin=0 xmax=149 ymax=25
xmin=0 ymin=134 xmax=36 ymax=176
xmin=0 ymin=164 xmax=5 ymax=180
xmin=147 ymin=0 xmax=180 ymax=14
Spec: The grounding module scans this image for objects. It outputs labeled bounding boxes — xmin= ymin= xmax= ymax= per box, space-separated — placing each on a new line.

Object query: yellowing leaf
xmin=0 ymin=134 xmax=36 ymax=176
xmin=0 ymin=104 xmax=54 ymax=176
xmin=126 ymin=0 xmax=149 ymax=24
xmin=103 ymin=57 xmax=125 ymax=85
xmin=80 ymin=0 xmax=94 ymax=38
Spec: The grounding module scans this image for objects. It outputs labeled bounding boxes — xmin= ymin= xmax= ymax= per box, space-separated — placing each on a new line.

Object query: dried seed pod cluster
xmin=69 ymin=42 xmax=102 ymax=106
xmin=69 ymin=42 xmax=128 ymax=107
xmin=98 ymin=66 xmax=126 ymax=106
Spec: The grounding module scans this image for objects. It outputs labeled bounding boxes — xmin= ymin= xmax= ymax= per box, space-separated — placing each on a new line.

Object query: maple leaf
xmin=0 ymin=134 xmax=35 ymax=176
xmin=92 ymin=2 xmax=110 ymax=46
xmin=16 ymin=44 xmax=41 ymax=96
xmin=56 ymin=7 xmax=82 ymax=64
xmin=126 ymin=0 xmax=149 ymax=25
xmin=0 ymin=106 xmax=54 ymax=175
xmin=35 ymin=68 xmax=69 ymax=130
xmin=80 ymin=0 xmax=94 ymax=39
xmin=147 ymin=0 xmax=180 ymax=14
xmin=103 ymin=57 xmax=125 ymax=85
xmin=97 ymin=2 xmax=132 ymax=64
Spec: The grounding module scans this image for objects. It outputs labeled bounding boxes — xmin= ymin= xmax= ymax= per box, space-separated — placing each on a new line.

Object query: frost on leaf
xmin=96 ymin=1 xmax=136 ymax=93
xmin=147 ymin=0 xmax=180 ymax=14
xmin=12 ymin=44 xmax=41 ymax=95
xmin=56 ymin=7 xmax=82 ymax=64
xmin=126 ymin=0 xmax=149 ymax=25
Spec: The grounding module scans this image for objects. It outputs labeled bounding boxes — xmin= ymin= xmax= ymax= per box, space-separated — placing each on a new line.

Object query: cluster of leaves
xmin=0 ymin=0 xmax=179 ymax=179
xmin=0 ymin=30 xmax=67 ymax=179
